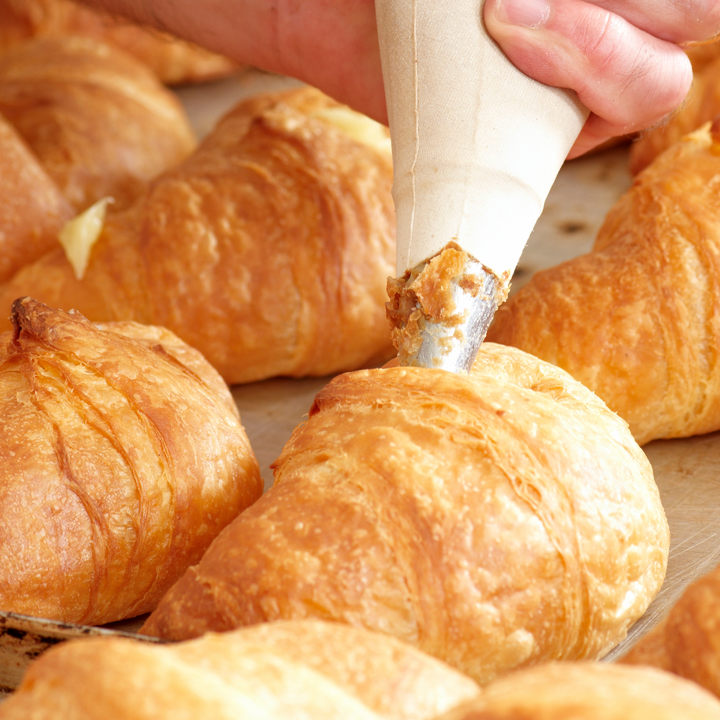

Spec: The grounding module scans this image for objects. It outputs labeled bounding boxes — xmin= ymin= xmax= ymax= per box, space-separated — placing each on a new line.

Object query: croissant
xmin=140 ymin=342 xmax=668 ymax=686
xmin=0 ymin=0 xmax=238 ymax=84
xmin=0 ymin=88 xmax=396 ymax=385
xmin=0 ymin=297 xmax=262 ymax=626
xmin=435 ymin=662 xmax=720 ymax=719
xmin=0 ymin=113 xmax=73 ymax=282
xmin=621 ymin=562 xmax=720 ymax=700
xmin=0 ymin=35 xmax=196 ymax=212
xmin=487 ymin=119 xmax=720 ymax=446
xmin=685 ymin=39 xmax=720 ymax=72
xmin=629 ymin=50 xmax=720 ymax=174
xmin=0 ymin=619 xmax=480 ymax=719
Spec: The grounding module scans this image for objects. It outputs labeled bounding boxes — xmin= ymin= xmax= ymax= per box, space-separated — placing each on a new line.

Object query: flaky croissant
xmin=0 ymin=35 xmax=196 ymax=212
xmin=0 ymin=619 xmax=480 ymax=720
xmin=622 ymin=562 xmax=720 ymax=700
xmin=0 ymin=0 xmax=238 ymax=85
xmin=0 ymin=297 xmax=262 ymax=626
xmin=436 ymin=662 xmax=720 ymax=719
xmin=0 ymin=113 xmax=73 ymax=282
xmin=487 ymin=119 xmax=720 ymax=446
xmin=0 ymin=88 xmax=396 ymax=385
xmin=141 ymin=342 xmax=668 ymax=686
xmin=629 ymin=50 xmax=720 ymax=174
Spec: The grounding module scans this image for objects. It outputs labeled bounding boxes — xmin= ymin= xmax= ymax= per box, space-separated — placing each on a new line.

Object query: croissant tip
xmin=9 ymin=297 xmax=75 ymax=343
xmin=10 ymin=296 xmax=35 ymax=341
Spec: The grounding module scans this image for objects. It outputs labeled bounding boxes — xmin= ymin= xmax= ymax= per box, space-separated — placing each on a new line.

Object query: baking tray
xmin=2 ymin=70 xmax=719 ymax=696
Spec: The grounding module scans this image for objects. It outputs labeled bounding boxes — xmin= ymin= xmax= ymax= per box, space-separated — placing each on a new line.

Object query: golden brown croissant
xmin=629 ymin=51 xmax=720 ymax=174
xmin=487 ymin=119 xmax=720 ymax=446
xmin=436 ymin=662 xmax=720 ymax=719
xmin=0 ymin=35 xmax=196 ymax=212
xmin=622 ymin=562 xmax=720 ymax=700
xmin=0 ymin=297 xmax=262 ymax=626
xmin=141 ymin=342 xmax=668 ymax=686
xmin=0 ymin=88 xmax=396 ymax=385
xmin=0 ymin=620 xmax=480 ymax=719
xmin=0 ymin=112 xmax=73 ymax=282
xmin=0 ymin=0 xmax=238 ymax=84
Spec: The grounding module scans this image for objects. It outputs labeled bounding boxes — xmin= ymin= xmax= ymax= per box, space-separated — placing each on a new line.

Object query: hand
xmin=483 ymin=0 xmax=720 ymax=157
xmin=82 ymin=0 xmax=387 ymax=125
xmin=83 ymin=0 xmax=720 ymax=157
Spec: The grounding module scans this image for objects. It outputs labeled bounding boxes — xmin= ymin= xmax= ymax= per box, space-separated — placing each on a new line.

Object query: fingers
xmin=589 ymin=0 xmax=720 ymax=45
xmin=484 ymin=0 xmax=694 ymax=156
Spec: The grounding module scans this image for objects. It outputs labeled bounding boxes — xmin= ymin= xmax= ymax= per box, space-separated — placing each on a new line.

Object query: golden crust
xmin=141 ymin=342 xmax=668 ymax=686
xmin=0 ymin=0 xmax=238 ymax=85
xmin=437 ymin=662 xmax=720 ymax=719
xmin=685 ymin=39 xmax=720 ymax=72
xmin=0 ymin=112 xmax=73 ymax=282
xmin=0 ymin=619 xmax=480 ymax=720
xmin=622 ymin=563 xmax=720 ymax=700
xmin=487 ymin=120 xmax=720 ymax=445
xmin=0 ymin=297 xmax=262 ymax=625
xmin=0 ymin=35 xmax=196 ymax=211
xmin=0 ymin=87 xmax=396 ymax=384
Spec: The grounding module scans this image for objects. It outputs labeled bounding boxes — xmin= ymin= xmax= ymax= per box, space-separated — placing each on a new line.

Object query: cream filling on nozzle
xmin=375 ymin=0 xmax=588 ymax=288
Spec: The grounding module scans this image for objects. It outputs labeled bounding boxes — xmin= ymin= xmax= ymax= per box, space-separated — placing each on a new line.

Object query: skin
xmin=80 ymin=0 xmax=720 ymax=157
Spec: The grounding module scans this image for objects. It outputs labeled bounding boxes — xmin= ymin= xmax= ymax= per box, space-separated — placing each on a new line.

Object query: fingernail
xmin=494 ymin=0 xmax=550 ymax=29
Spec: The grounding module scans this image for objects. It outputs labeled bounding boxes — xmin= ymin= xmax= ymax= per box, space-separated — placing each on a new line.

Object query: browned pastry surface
xmin=0 ymin=112 xmax=73 ymax=282
xmin=629 ymin=50 xmax=720 ymax=174
xmin=141 ymin=342 xmax=668 ymax=686
xmin=0 ymin=35 xmax=196 ymax=211
xmin=0 ymin=0 xmax=238 ymax=84
xmin=685 ymin=39 xmax=720 ymax=73
xmin=0 ymin=87 xmax=396 ymax=384
xmin=0 ymin=619 xmax=480 ymax=719
xmin=0 ymin=297 xmax=262 ymax=625
xmin=487 ymin=119 xmax=720 ymax=446
xmin=436 ymin=662 xmax=720 ymax=719
xmin=622 ymin=563 xmax=720 ymax=699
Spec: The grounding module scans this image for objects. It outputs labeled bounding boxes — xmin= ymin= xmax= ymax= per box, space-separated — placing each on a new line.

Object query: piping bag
xmin=379 ymin=0 xmax=589 ymax=372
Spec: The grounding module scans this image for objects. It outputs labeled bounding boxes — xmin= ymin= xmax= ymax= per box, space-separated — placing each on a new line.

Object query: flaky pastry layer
xmin=0 ymin=113 xmax=73 ymax=282
xmin=488 ymin=120 xmax=720 ymax=445
xmin=142 ymin=343 xmax=668 ymax=685
xmin=437 ymin=661 xmax=720 ymax=719
xmin=0 ymin=619 xmax=480 ymax=720
xmin=0 ymin=297 xmax=262 ymax=625
xmin=0 ymin=0 xmax=238 ymax=84
xmin=0 ymin=88 xmax=396 ymax=384
xmin=0 ymin=35 xmax=196 ymax=212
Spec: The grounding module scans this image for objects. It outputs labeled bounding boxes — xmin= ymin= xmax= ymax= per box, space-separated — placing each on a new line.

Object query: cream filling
xmin=310 ymin=106 xmax=391 ymax=157
xmin=58 ymin=196 xmax=114 ymax=280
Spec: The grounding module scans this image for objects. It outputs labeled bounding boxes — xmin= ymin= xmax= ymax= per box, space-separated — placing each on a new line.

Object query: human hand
xmin=80 ymin=0 xmax=387 ymax=127
xmin=483 ymin=0 xmax=720 ymax=157
xmin=82 ymin=0 xmax=719 ymax=158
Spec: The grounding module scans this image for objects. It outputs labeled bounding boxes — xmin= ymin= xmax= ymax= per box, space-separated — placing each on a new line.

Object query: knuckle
xmin=582 ymin=27 xmax=693 ymax=130
xmin=618 ymin=53 xmax=692 ymax=130
xmin=579 ymin=15 xmax=635 ymax=85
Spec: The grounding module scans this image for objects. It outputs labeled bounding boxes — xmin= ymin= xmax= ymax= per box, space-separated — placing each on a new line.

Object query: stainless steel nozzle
xmin=386 ymin=244 xmax=502 ymax=374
